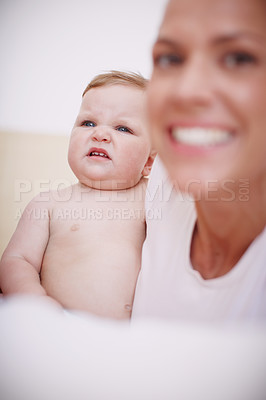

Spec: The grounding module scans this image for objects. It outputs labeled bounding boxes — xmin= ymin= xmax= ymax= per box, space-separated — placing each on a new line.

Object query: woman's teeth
xmin=172 ymin=127 xmax=232 ymax=146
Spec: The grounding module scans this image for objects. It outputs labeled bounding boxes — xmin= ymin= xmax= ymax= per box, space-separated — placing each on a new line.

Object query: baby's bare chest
xmin=49 ymin=198 xmax=145 ymax=245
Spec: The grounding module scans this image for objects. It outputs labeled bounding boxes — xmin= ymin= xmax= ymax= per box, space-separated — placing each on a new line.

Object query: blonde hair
xmin=82 ymin=70 xmax=148 ymax=97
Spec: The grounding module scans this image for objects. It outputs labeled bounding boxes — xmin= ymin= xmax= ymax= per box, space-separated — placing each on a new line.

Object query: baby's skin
xmin=1 ymin=179 xmax=147 ymax=319
xmin=41 ymin=181 xmax=147 ymax=318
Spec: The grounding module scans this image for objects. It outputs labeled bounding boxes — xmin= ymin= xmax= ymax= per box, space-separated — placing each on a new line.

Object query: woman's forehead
xmin=161 ymin=0 xmax=266 ymax=35
xmin=165 ymin=0 xmax=266 ymax=12
xmin=163 ymin=0 xmax=266 ymax=29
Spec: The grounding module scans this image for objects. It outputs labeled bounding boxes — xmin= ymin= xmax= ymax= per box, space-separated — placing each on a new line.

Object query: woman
xmin=132 ymin=0 xmax=266 ymax=321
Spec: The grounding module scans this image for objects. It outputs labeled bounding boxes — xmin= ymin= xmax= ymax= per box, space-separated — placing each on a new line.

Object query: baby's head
xmin=82 ymin=70 xmax=147 ymax=96
xmin=68 ymin=71 xmax=154 ymax=190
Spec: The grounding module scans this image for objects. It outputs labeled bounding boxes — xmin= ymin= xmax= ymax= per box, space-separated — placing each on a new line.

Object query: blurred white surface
xmin=0 ymin=296 xmax=266 ymax=400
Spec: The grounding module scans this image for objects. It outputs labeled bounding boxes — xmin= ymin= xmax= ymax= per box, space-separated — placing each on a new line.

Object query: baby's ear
xmin=142 ymin=149 xmax=157 ymax=177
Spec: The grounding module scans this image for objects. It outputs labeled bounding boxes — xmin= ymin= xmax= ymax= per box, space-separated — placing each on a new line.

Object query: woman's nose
xmin=171 ymin=55 xmax=214 ymax=108
xmin=91 ymin=127 xmax=111 ymax=143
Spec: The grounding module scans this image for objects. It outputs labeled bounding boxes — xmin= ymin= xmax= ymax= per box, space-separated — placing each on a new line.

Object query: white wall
xmin=0 ymin=0 xmax=167 ymax=136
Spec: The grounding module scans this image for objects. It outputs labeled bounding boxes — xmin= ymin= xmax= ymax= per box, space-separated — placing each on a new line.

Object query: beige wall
xmin=0 ymin=131 xmax=76 ymax=257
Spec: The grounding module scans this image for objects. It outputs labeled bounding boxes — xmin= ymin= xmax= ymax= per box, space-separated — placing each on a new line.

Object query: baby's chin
xmin=78 ymin=177 xmax=142 ymax=191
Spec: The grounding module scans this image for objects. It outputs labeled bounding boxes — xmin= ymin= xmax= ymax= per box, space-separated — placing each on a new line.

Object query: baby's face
xmin=148 ymin=0 xmax=266 ymax=198
xmin=68 ymin=84 xmax=151 ymax=190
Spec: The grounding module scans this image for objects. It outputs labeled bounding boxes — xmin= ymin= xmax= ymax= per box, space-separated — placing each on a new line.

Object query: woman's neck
xmin=190 ymin=186 xmax=266 ymax=279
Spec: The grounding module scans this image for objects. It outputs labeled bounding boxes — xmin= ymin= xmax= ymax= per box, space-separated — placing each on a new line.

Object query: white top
xmin=132 ymin=157 xmax=266 ymax=322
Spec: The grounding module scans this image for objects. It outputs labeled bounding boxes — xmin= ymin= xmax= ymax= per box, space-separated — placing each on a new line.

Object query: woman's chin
xmin=166 ymin=164 xmax=239 ymax=202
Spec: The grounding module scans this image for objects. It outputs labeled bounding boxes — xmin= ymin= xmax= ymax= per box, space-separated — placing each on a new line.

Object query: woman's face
xmin=148 ymin=0 xmax=266 ymax=198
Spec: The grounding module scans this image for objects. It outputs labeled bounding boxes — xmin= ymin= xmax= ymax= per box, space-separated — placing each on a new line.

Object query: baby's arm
xmin=0 ymin=195 xmax=51 ymax=298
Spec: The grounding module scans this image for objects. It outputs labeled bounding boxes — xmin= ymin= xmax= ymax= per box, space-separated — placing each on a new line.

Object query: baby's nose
xmin=92 ymin=127 xmax=111 ymax=143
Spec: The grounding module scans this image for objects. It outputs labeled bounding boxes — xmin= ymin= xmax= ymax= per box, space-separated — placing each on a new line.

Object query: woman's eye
xmin=116 ymin=126 xmax=132 ymax=134
xmin=223 ymin=52 xmax=256 ymax=68
xmin=153 ymin=53 xmax=183 ymax=68
xmin=82 ymin=120 xmax=95 ymax=127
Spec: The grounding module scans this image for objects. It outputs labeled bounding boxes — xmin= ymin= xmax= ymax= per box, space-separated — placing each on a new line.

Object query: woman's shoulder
xmin=147 ymin=156 xmax=195 ymax=206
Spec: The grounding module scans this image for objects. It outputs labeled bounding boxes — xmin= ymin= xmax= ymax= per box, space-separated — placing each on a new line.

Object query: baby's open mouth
xmin=90 ymin=151 xmax=109 ymax=158
xmin=88 ymin=148 xmax=111 ymax=160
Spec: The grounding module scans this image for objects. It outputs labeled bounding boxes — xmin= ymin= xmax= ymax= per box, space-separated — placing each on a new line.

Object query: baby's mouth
xmin=90 ymin=151 xmax=109 ymax=158
xmin=88 ymin=148 xmax=111 ymax=159
xmin=171 ymin=127 xmax=233 ymax=146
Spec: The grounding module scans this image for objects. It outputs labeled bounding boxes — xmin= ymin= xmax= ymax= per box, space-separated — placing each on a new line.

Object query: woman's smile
xmin=171 ymin=127 xmax=232 ymax=147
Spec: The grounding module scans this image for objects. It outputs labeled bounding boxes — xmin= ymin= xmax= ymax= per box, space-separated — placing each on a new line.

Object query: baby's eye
xmin=82 ymin=120 xmax=96 ymax=127
xmin=153 ymin=53 xmax=184 ymax=69
xmin=116 ymin=126 xmax=133 ymax=134
xmin=223 ymin=52 xmax=257 ymax=68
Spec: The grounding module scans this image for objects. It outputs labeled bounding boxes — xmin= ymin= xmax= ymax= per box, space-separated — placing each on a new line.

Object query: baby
xmin=0 ymin=71 xmax=154 ymax=319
